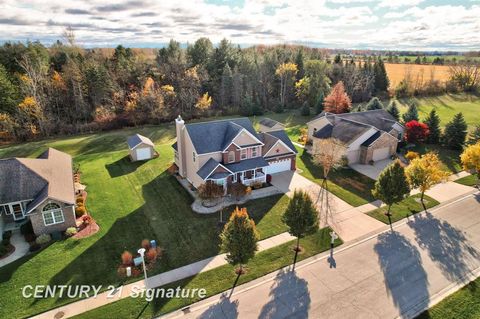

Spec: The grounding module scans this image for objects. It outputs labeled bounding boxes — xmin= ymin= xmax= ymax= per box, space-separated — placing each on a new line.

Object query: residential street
xmin=161 ymin=193 xmax=480 ymax=319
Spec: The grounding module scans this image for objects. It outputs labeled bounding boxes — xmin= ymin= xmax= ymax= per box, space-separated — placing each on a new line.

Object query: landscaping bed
xmin=367 ymin=194 xmax=440 ymax=224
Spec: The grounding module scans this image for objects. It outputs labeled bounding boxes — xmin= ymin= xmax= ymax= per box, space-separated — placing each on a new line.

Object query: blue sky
xmin=0 ymin=0 xmax=479 ymax=50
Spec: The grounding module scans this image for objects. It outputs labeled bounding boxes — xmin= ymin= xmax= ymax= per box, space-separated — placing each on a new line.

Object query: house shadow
xmin=408 ymin=212 xmax=480 ymax=282
xmin=105 ymin=155 xmax=148 ymax=178
xmin=258 ymin=269 xmax=311 ymax=319
xmin=196 ymin=293 xmax=239 ymax=319
xmin=374 ymin=231 xmax=429 ymax=316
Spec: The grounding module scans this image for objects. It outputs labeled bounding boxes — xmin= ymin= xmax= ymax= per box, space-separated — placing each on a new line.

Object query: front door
xmin=11 ymin=203 xmax=24 ymax=221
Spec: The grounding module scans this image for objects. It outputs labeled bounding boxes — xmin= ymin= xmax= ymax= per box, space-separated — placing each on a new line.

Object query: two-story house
xmin=172 ymin=116 xmax=297 ymax=190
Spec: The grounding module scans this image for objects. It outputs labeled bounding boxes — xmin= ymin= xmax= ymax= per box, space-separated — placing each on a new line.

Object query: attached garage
xmin=347 ymin=150 xmax=360 ymax=164
xmin=267 ymin=158 xmax=292 ymax=174
xmin=372 ymin=147 xmax=391 ymax=161
xmin=127 ymin=134 xmax=156 ymax=162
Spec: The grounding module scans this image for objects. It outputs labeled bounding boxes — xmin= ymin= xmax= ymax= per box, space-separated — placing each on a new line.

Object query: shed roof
xmin=127 ymin=134 xmax=154 ymax=149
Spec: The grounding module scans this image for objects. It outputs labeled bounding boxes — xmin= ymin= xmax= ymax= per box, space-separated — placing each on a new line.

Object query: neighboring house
xmin=0 ymin=148 xmax=76 ymax=236
xmin=127 ymin=134 xmax=156 ymax=161
xmin=307 ymin=109 xmax=404 ymax=164
xmin=172 ymin=116 xmax=297 ymax=190
xmin=258 ymin=118 xmax=285 ymax=133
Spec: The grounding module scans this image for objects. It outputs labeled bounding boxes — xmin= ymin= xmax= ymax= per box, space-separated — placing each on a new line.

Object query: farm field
xmin=384 ymin=63 xmax=451 ymax=88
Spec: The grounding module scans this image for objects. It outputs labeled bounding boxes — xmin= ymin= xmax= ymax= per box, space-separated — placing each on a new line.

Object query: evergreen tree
xmin=386 ymin=101 xmax=400 ymax=121
xmin=424 ymin=109 xmax=441 ymax=144
xmin=333 ymin=54 xmax=341 ymax=64
xmin=467 ymin=125 xmax=480 ymax=145
xmin=443 ymin=113 xmax=468 ymax=150
xmin=301 ymin=101 xmax=310 ymax=116
xmin=373 ymin=58 xmax=389 ymax=92
xmin=0 ymin=64 xmax=18 ymax=114
xmin=365 ymin=97 xmax=384 ymax=110
xmin=294 ymin=49 xmax=305 ymax=81
xmin=402 ymin=102 xmax=419 ymax=123
xmin=372 ymin=161 xmax=410 ymax=229
xmin=219 ymin=63 xmax=233 ymax=109
xmin=315 ymin=92 xmax=324 ymax=115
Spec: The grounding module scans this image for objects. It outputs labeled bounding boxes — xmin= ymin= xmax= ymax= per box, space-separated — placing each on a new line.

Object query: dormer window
xmin=240 ymin=149 xmax=247 ymax=160
xmin=251 ymin=147 xmax=258 ymax=157
xmin=228 ymin=151 xmax=235 ymax=163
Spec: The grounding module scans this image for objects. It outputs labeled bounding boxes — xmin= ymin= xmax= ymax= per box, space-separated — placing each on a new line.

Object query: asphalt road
xmin=162 ymin=193 xmax=480 ymax=319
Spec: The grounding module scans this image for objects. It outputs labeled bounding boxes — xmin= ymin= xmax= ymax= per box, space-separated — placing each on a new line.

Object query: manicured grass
xmin=455 ymin=174 xmax=478 ymax=187
xmin=0 ymin=144 xmax=290 ymax=318
xmin=295 ymin=147 xmax=376 ymax=206
xmin=367 ymin=194 xmax=440 ymax=224
xmin=417 ymin=276 xmax=480 ymax=319
xmin=254 ymin=110 xmax=311 ymax=143
xmin=74 ymin=227 xmax=341 ymax=319
xmin=409 ymin=144 xmax=462 ymax=174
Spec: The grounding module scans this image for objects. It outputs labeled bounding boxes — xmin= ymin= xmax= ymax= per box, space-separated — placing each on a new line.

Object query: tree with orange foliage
xmin=323 ymin=81 xmax=351 ymax=114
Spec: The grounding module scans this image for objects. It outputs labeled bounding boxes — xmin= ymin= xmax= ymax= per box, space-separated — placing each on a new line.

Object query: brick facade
xmin=359 ymin=133 xmax=398 ymax=164
xmin=29 ymin=199 xmax=76 ymax=235
xmin=222 ymin=144 xmax=240 ymax=163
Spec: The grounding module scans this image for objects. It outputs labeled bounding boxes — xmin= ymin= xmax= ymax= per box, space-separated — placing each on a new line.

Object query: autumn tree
xmin=323 ymin=81 xmax=351 ymax=114
xmin=423 ymin=109 xmax=441 ymax=144
xmin=405 ymin=153 xmax=449 ymax=210
xmin=405 ymin=120 xmax=430 ymax=144
xmin=220 ymin=207 xmax=259 ymax=275
xmin=460 ymin=142 xmax=480 ymax=188
xmin=372 ymin=161 xmax=410 ymax=229
xmin=275 ymin=62 xmax=298 ymax=106
xmin=195 ymin=92 xmax=213 ymax=112
xmin=197 ymin=180 xmax=224 ymax=204
xmin=443 ymin=112 xmax=468 ymax=150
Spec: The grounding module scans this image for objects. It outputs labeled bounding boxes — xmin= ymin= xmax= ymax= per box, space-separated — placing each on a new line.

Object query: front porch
xmin=239 ymin=169 xmax=267 ymax=186
xmin=2 ymin=217 xmax=29 ymax=233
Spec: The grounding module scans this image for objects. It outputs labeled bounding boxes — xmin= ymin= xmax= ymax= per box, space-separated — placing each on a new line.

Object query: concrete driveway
xmin=270 ymin=171 xmax=385 ymax=242
xmin=350 ymin=158 xmax=393 ymax=180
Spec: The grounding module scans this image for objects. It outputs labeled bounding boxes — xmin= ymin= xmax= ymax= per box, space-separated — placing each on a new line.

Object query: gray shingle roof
xmin=224 ymin=157 xmax=269 ymax=173
xmin=259 ymin=118 xmax=284 ymax=128
xmin=267 ymin=130 xmax=298 ymax=154
xmin=333 ymin=109 xmax=398 ymax=131
xmin=314 ymin=119 xmax=372 ymax=144
xmin=185 ymin=118 xmax=259 ymax=154
xmin=197 ymin=158 xmax=223 ymax=180
xmin=172 ymin=142 xmax=177 ymax=151
xmin=127 ymin=134 xmax=154 ymax=149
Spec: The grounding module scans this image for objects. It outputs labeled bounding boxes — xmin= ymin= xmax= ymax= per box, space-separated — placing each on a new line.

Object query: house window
xmin=251 ymin=147 xmax=258 ymax=157
xmin=42 ymin=203 xmax=64 ymax=226
xmin=240 ymin=149 xmax=247 ymax=160
xmin=232 ymin=174 xmax=237 ymax=182
xmin=228 ymin=151 xmax=235 ymax=163
xmin=0 ymin=205 xmax=10 ymax=215
xmin=192 ymin=152 xmax=196 ymax=162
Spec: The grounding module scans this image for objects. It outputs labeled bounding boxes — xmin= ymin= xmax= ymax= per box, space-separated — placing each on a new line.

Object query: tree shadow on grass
xmin=197 ymin=293 xmax=239 ymax=319
xmin=105 ymin=155 xmax=148 ymax=178
xmin=258 ymin=269 xmax=311 ymax=319
xmin=374 ymin=231 xmax=429 ymax=316
xmin=408 ymin=212 xmax=480 ymax=282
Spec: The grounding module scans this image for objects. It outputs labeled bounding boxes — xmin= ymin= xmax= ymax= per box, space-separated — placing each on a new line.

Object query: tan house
xmin=307 ymin=110 xmax=404 ymax=164
xmin=172 ymin=116 xmax=297 ymax=190
xmin=0 ymin=148 xmax=76 ymax=236
xmin=127 ymin=134 xmax=156 ymax=161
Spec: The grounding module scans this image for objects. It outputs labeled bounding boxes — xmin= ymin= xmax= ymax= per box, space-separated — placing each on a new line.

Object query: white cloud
xmin=378 ymin=0 xmax=424 ymax=8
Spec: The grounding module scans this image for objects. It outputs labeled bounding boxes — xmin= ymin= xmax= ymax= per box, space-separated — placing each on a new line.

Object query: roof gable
xmin=127 ymin=134 xmax=154 ymax=149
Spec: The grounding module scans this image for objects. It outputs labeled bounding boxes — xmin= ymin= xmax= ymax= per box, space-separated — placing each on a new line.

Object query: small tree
xmin=228 ymin=182 xmax=251 ymax=200
xmin=386 ymin=101 xmax=400 ymax=121
xmin=372 ymin=161 xmax=410 ymax=229
xmin=402 ymin=102 xmax=419 ymax=123
xmin=365 ymin=97 xmax=384 ymax=110
xmin=460 ymin=142 xmax=480 ymax=188
xmin=220 ymin=207 xmax=259 ymax=275
xmin=198 ymin=181 xmax=224 ymax=203
xmin=312 ymin=138 xmax=347 ymax=180
xmin=282 ymin=190 xmax=318 ymax=256
xmin=443 ymin=112 xmax=468 ymax=150
xmin=467 ymin=125 xmax=480 ymax=145
xmin=323 ymin=81 xmax=351 ymax=114
xmin=405 ymin=120 xmax=430 ymax=144
xmin=424 ymin=109 xmax=441 ymax=144
xmin=315 ymin=92 xmax=324 ymax=115
xmin=405 ymin=153 xmax=449 ymax=210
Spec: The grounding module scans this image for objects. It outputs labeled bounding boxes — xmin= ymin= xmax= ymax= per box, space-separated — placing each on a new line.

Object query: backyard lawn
xmin=295 ymin=147 xmax=376 ymax=206
xmin=409 ymin=144 xmax=462 ymax=174
xmin=367 ymin=194 xmax=440 ymax=224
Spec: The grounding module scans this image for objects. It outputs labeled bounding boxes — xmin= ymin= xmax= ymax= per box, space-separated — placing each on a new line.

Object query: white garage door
xmin=372 ymin=147 xmax=391 ymax=161
xmin=136 ymin=147 xmax=151 ymax=160
xmin=267 ymin=159 xmax=291 ymax=174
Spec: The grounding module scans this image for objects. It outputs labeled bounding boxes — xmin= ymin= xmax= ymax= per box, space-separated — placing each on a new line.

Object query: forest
xmin=0 ymin=35 xmax=477 ymax=142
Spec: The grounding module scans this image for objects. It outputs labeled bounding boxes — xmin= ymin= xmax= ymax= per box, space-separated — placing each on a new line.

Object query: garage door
xmin=136 ymin=147 xmax=151 ymax=160
xmin=347 ymin=150 xmax=360 ymax=164
xmin=267 ymin=158 xmax=291 ymax=174
xmin=372 ymin=147 xmax=391 ymax=161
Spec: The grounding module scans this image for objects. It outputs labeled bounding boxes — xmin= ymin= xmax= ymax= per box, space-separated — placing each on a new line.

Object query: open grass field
xmin=385 ymin=63 xmax=451 ymax=88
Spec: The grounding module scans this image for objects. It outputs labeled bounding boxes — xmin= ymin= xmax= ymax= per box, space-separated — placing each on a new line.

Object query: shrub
xmin=121 ymin=251 xmax=133 ymax=266
xmin=2 ymin=238 xmax=10 ymax=246
xmin=29 ymin=243 xmax=41 ymax=252
xmin=228 ymin=182 xmax=250 ymax=200
xmin=35 ymin=234 xmax=51 ymax=245
xmin=24 ymin=233 xmax=36 ymax=243
xmin=76 ymin=197 xmax=85 ymax=205
xmin=75 ymin=205 xmax=87 ymax=217
xmin=82 ymin=215 xmax=93 ymax=225
xmin=301 ymin=102 xmax=310 ymax=116
xmin=340 ymin=155 xmax=349 ymax=167
xmin=198 ymin=181 xmax=224 ymax=200
xmin=405 ymin=151 xmax=420 ymax=161
xmin=252 ymin=181 xmax=263 ymax=189
xmin=65 ymin=227 xmax=77 ymax=237
xmin=0 ymin=245 xmax=8 ymax=256
xmin=141 ymin=239 xmax=151 ymax=250
xmin=405 ymin=120 xmax=429 ymax=143
xmin=146 ymin=247 xmax=158 ymax=262
xmin=2 ymin=231 xmax=12 ymax=240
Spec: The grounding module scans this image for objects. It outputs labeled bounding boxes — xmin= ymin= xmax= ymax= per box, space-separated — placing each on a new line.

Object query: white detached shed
xmin=127 ymin=134 xmax=155 ymax=161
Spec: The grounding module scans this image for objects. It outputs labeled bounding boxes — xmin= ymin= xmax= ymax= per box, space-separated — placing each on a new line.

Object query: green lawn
xmin=254 ymin=110 xmax=311 ymax=143
xmin=295 ymin=147 xmax=376 ymax=206
xmin=0 ymin=135 xmax=292 ymax=318
xmin=409 ymin=144 xmax=462 ymax=174
xmin=367 ymin=194 xmax=440 ymax=224
xmin=74 ymin=227 xmax=341 ymax=319
xmin=417 ymin=276 xmax=480 ymax=319
xmin=455 ymin=174 xmax=478 ymax=187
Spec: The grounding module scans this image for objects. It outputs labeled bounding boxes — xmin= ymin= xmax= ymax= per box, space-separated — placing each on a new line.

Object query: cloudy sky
xmin=0 ymin=0 xmax=479 ymax=50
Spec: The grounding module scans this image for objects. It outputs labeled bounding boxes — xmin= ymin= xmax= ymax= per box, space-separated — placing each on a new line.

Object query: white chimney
xmin=175 ymin=115 xmax=186 ymax=177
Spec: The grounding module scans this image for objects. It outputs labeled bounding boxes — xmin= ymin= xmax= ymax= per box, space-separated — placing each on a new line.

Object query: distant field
xmin=385 ymin=63 xmax=451 ymax=88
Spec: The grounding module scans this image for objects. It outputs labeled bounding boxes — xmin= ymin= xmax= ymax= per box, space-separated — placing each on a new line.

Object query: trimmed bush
xmin=35 ymin=234 xmax=51 ymax=245
xmin=0 ymin=245 xmax=8 ymax=256
xmin=75 ymin=205 xmax=87 ymax=217
xmin=65 ymin=227 xmax=78 ymax=237
xmin=405 ymin=151 xmax=420 ymax=161
xmin=121 ymin=251 xmax=133 ymax=266
xmin=29 ymin=243 xmax=41 ymax=252
xmin=141 ymin=239 xmax=151 ymax=250
xmin=2 ymin=231 xmax=12 ymax=240
xmin=76 ymin=197 xmax=85 ymax=205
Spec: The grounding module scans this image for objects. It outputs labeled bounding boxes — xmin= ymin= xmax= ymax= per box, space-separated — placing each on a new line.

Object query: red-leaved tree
xmin=323 ymin=81 xmax=351 ymax=114
xmin=405 ymin=120 xmax=430 ymax=143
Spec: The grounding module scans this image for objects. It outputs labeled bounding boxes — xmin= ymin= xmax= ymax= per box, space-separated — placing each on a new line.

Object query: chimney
xmin=175 ymin=115 xmax=186 ymax=177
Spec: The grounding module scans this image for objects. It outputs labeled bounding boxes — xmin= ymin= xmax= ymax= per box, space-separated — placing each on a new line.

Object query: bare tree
xmin=449 ymin=62 xmax=480 ymax=91
xmin=62 ymin=26 xmax=76 ymax=46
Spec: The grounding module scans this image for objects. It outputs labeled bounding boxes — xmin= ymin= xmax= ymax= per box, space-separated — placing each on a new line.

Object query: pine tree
xmin=334 ymin=54 xmax=341 ymax=64
xmin=295 ymin=49 xmax=305 ymax=81
xmin=365 ymin=97 xmax=384 ymax=110
xmin=301 ymin=101 xmax=311 ymax=116
xmin=219 ymin=63 xmax=232 ymax=109
xmin=315 ymin=92 xmax=325 ymax=115
xmin=0 ymin=64 xmax=18 ymax=114
xmin=402 ymin=102 xmax=419 ymax=123
xmin=386 ymin=101 xmax=400 ymax=121
xmin=372 ymin=161 xmax=410 ymax=229
xmin=424 ymin=109 xmax=441 ymax=144
xmin=443 ymin=113 xmax=468 ymax=150
xmin=373 ymin=58 xmax=389 ymax=92
xmin=467 ymin=125 xmax=480 ymax=145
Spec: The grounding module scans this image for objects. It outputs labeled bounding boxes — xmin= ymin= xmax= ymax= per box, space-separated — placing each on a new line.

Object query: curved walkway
xmin=0 ymin=231 xmax=30 ymax=268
